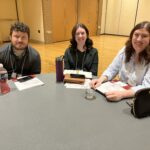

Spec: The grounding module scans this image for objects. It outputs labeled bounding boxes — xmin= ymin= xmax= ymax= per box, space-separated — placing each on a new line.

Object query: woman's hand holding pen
xmin=90 ymin=79 xmax=102 ymax=89
xmin=90 ymin=75 xmax=108 ymax=89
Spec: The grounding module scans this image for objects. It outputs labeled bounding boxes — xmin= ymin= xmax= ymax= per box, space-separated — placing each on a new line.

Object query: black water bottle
xmin=55 ymin=56 xmax=64 ymax=82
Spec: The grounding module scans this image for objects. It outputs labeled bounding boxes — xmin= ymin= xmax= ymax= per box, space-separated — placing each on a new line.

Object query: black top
xmin=64 ymin=47 xmax=98 ymax=76
xmin=0 ymin=43 xmax=41 ymax=79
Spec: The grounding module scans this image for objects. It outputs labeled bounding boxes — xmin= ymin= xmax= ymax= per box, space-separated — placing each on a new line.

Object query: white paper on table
xmin=14 ymin=77 xmax=44 ymax=91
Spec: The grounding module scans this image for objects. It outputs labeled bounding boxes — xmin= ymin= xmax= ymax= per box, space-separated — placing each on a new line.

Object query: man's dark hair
xmin=10 ymin=22 xmax=30 ymax=38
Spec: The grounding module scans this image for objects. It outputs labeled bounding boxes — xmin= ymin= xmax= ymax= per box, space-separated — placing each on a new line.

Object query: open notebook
xmin=96 ymin=81 xmax=131 ymax=96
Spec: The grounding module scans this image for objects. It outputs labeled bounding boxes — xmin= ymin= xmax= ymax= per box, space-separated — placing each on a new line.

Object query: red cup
xmin=0 ymin=79 xmax=10 ymax=94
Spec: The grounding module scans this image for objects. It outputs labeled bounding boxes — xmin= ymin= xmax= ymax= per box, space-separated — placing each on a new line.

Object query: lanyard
xmin=75 ymin=50 xmax=86 ymax=70
xmin=10 ymin=54 xmax=26 ymax=78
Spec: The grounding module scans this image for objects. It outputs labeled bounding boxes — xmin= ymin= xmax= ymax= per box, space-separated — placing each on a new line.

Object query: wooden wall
xmin=42 ymin=0 xmax=101 ymax=43
xmin=1 ymin=0 xmax=150 ymax=43
xmin=0 ymin=0 xmax=17 ymax=42
xmin=101 ymin=0 xmax=150 ymax=36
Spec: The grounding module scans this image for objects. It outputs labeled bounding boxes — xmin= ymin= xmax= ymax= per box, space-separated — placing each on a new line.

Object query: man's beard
xmin=12 ymin=43 xmax=27 ymax=50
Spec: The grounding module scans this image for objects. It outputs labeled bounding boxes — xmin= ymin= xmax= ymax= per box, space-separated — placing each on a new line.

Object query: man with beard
xmin=0 ymin=22 xmax=41 ymax=79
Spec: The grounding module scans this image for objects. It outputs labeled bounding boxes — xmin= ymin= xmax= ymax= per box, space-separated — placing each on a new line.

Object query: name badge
xmin=11 ymin=72 xmax=17 ymax=79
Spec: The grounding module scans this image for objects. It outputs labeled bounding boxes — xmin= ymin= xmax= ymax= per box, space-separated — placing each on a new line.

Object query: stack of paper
xmin=14 ymin=77 xmax=44 ymax=91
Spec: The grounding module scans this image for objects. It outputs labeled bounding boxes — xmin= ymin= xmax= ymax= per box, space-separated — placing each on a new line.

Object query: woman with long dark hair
xmin=64 ymin=23 xmax=98 ymax=76
xmin=91 ymin=21 xmax=150 ymax=101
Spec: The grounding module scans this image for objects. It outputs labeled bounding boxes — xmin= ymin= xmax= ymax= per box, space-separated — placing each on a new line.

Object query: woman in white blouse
xmin=91 ymin=21 xmax=150 ymax=101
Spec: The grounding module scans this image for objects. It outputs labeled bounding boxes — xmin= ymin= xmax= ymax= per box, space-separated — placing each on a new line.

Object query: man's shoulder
xmin=0 ymin=43 xmax=11 ymax=54
xmin=27 ymin=45 xmax=40 ymax=55
xmin=0 ymin=43 xmax=11 ymax=52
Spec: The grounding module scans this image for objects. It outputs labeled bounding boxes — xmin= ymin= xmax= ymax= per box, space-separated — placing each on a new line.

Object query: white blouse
xmin=102 ymin=47 xmax=150 ymax=92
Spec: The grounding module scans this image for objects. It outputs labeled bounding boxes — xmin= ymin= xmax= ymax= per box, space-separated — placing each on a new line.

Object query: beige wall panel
xmin=42 ymin=0 xmax=52 ymax=43
xmin=97 ymin=0 xmax=104 ymax=35
xmin=78 ymin=0 xmax=98 ymax=36
xmin=64 ymin=0 xmax=77 ymax=40
xmin=0 ymin=32 xmax=2 ymax=43
xmin=105 ymin=0 xmax=138 ymax=35
xmin=0 ymin=0 xmax=17 ymax=41
xmin=0 ymin=0 xmax=17 ymax=19
xmin=136 ymin=0 xmax=150 ymax=24
xmin=105 ymin=0 xmax=121 ymax=34
xmin=101 ymin=0 xmax=107 ymax=34
xmin=21 ymin=0 xmax=44 ymax=42
xmin=51 ymin=0 xmax=77 ymax=42
xmin=118 ymin=0 xmax=138 ymax=35
xmin=0 ymin=21 xmax=16 ymax=41
xmin=17 ymin=0 xmax=24 ymax=21
xmin=51 ymin=0 xmax=65 ymax=42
